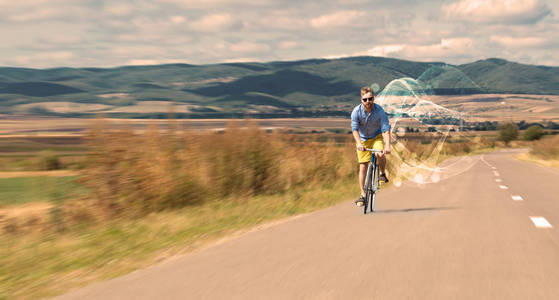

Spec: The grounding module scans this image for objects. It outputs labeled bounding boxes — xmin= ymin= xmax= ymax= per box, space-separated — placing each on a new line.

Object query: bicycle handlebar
xmin=364 ymin=148 xmax=384 ymax=153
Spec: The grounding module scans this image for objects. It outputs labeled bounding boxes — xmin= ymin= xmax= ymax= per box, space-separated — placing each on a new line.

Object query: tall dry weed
xmin=82 ymin=119 xmax=357 ymax=217
xmin=530 ymin=135 xmax=559 ymax=159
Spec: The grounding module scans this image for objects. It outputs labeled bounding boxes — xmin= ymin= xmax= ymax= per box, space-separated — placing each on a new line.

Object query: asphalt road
xmin=55 ymin=149 xmax=559 ymax=300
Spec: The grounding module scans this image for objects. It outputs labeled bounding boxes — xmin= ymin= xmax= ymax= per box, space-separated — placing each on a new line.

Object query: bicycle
xmin=363 ymin=149 xmax=383 ymax=214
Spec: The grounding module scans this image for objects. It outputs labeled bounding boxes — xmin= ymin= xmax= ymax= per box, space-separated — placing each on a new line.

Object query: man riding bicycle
xmin=351 ymin=86 xmax=391 ymax=206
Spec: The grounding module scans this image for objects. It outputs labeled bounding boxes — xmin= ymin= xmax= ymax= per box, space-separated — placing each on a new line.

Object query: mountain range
xmin=1 ymin=57 xmax=558 ymax=118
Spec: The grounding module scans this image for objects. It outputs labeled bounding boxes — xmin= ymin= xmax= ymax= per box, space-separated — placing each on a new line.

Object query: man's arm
xmin=380 ymin=110 xmax=391 ymax=154
xmin=382 ymin=130 xmax=391 ymax=154
xmin=351 ymin=108 xmax=364 ymax=151
xmin=353 ymin=130 xmax=364 ymax=151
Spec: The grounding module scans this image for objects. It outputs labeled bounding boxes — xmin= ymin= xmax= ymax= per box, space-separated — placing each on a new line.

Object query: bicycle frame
xmin=363 ymin=149 xmax=382 ymax=214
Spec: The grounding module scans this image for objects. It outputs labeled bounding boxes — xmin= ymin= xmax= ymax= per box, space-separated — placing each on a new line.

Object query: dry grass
xmin=0 ymin=179 xmax=359 ymax=299
xmin=0 ymin=170 xmax=79 ymax=178
xmin=529 ymin=135 xmax=559 ymax=160
xmin=516 ymin=153 xmax=559 ymax=170
xmin=514 ymin=135 xmax=559 ymax=169
xmin=76 ymin=119 xmax=356 ymax=219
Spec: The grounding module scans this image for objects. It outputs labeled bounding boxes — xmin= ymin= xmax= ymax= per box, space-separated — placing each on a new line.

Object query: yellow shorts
xmin=357 ymin=134 xmax=384 ymax=163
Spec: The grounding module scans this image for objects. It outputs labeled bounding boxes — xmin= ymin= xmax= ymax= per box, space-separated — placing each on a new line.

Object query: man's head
xmin=360 ymin=86 xmax=374 ymax=109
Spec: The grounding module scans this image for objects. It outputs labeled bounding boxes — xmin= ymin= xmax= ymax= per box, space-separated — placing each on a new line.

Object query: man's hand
xmin=383 ymin=147 xmax=391 ymax=155
xmin=356 ymin=143 xmax=365 ymax=151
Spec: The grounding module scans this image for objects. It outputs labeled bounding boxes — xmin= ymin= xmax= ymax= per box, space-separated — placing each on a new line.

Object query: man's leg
xmin=359 ymin=162 xmax=368 ymax=196
xmin=376 ymin=153 xmax=389 ymax=182
xmin=378 ymin=154 xmax=386 ymax=174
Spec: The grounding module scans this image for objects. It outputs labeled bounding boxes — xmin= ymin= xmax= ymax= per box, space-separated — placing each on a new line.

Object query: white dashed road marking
xmin=512 ymin=195 xmax=523 ymax=201
xmin=530 ymin=217 xmax=552 ymax=228
xmin=495 ymin=179 xmax=502 ymax=182
xmin=499 ymin=185 xmax=508 ymax=189
xmin=492 ymin=167 xmax=497 ymax=170
xmin=493 ymin=171 xmax=500 ymax=176
xmin=480 ymin=156 xmax=492 ymax=167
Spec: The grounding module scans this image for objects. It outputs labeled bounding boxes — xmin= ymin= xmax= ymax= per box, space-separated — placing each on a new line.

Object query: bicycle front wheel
xmin=370 ymin=190 xmax=376 ymax=212
xmin=363 ymin=163 xmax=373 ymax=214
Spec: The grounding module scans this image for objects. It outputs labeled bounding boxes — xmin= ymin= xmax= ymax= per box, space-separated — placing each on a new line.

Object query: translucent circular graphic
xmin=414 ymin=174 xmax=424 ymax=184
xmin=396 ymin=127 xmax=406 ymax=137
xmin=374 ymin=65 xmax=480 ymax=186
xmin=370 ymin=83 xmax=380 ymax=94
xmin=430 ymin=171 xmax=440 ymax=183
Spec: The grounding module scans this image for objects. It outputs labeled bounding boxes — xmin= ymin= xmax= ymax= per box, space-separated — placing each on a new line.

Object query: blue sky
xmin=1 ymin=0 xmax=558 ymax=68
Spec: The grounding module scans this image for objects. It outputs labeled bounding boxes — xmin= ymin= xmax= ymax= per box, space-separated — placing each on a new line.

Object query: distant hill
xmin=0 ymin=57 xmax=558 ymax=118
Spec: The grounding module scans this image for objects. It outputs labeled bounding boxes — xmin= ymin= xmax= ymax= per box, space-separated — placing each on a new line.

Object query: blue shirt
xmin=351 ymin=103 xmax=391 ymax=141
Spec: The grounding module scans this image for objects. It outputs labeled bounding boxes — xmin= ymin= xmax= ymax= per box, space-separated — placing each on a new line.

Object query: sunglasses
xmin=362 ymin=97 xmax=374 ymax=102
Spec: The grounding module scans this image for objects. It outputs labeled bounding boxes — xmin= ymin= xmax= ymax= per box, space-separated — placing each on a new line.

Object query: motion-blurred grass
xmin=80 ymin=119 xmax=357 ymax=217
xmin=0 ymin=176 xmax=87 ymax=206
xmin=0 ymin=179 xmax=358 ymax=299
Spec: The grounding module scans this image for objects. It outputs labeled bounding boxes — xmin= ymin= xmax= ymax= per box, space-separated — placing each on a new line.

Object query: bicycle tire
xmin=364 ymin=188 xmax=369 ymax=214
xmin=363 ymin=162 xmax=373 ymax=214
xmin=370 ymin=158 xmax=379 ymax=212
xmin=370 ymin=190 xmax=376 ymax=212
xmin=370 ymin=162 xmax=376 ymax=212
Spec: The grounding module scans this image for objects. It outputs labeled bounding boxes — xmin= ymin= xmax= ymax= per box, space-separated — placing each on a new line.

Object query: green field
xmin=0 ymin=176 xmax=88 ymax=206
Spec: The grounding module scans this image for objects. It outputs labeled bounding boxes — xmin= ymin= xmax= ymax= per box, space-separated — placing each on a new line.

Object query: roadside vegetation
xmin=498 ymin=122 xmax=519 ymax=145
xmin=0 ymin=176 xmax=86 ymax=206
xmin=530 ymin=135 xmax=559 ymax=159
xmin=522 ymin=125 xmax=544 ymax=141
xmin=516 ymin=135 xmax=559 ymax=169
xmin=0 ymin=120 xmax=553 ymax=299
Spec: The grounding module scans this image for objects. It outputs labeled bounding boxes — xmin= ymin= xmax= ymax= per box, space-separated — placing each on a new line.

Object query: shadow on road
xmin=374 ymin=206 xmax=459 ymax=214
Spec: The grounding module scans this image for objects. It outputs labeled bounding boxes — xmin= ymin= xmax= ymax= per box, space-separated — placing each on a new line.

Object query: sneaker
xmin=379 ymin=173 xmax=389 ymax=183
xmin=354 ymin=196 xmax=366 ymax=206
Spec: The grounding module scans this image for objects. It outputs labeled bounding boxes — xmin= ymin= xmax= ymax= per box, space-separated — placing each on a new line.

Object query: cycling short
xmin=357 ymin=134 xmax=384 ymax=163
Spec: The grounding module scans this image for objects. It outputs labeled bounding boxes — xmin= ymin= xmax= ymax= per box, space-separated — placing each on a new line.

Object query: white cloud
xmin=310 ymin=10 xmax=366 ymax=28
xmin=104 ymin=3 xmax=134 ymax=17
xmin=38 ymin=35 xmax=82 ymax=45
xmin=278 ymin=41 xmax=298 ymax=49
xmin=253 ymin=15 xmax=308 ymax=31
xmin=9 ymin=51 xmax=76 ymax=68
xmin=222 ymin=57 xmax=259 ymax=63
xmin=490 ymin=35 xmax=550 ymax=48
xmin=363 ymin=45 xmax=406 ymax=57
xmin=321 ymin=53 xmax=352 ymax=59
xmin=189 ymin=13 xmax=240 ymax=31
xmin=111 ymin=45 xmax=166 ymax=56
xmin=442 ymin=0 xmax=552 ymax=24
xmin=0 ymin=0 xmax=558 ymax=67
xmin=229 ymin=42 xmax=270 ymax=53
xmin=160 ymin=0 xmax=278 ymax=9
xmin=0 ymin=1 xmax=89 ymax=22
xmin=124 ymin=58 xmax=189 ymax=66
xmin=170 ymin=15 xmax=186 ymax=24
xmin=354 ymin=38 xmax=477 ymax=62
